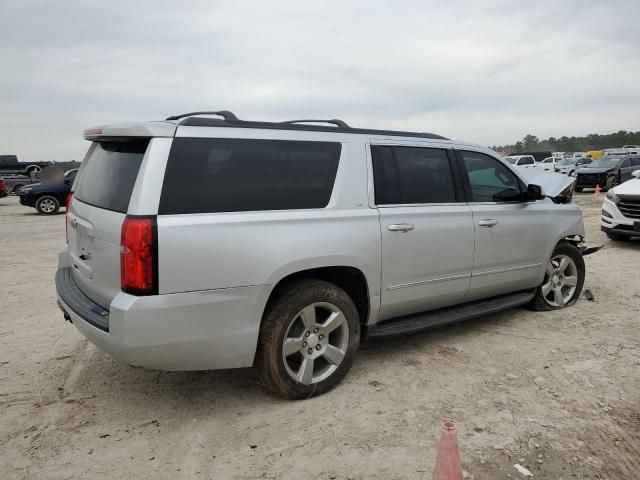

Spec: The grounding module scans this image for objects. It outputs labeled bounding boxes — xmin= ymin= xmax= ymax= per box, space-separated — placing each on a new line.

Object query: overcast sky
xmin=1 ymin=0 xmax=638 ymax=161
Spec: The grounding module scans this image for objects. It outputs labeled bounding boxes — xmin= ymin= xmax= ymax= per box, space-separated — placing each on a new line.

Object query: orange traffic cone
xmin=594 ymin=184 xmax=601 ymax=194
xmin=433 ymin=421 xmax=463 ymax=480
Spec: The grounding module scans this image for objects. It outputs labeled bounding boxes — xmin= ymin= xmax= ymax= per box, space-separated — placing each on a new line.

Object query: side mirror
xmin=632 ymin=170 xmax=640 ymax=179
xmin=527 ymin=183 xmax=545 ymax=201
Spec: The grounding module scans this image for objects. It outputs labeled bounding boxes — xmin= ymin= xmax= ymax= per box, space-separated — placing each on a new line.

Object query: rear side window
xmin=159 ymin=138 xmax=341 ymax=215
xmin=371 ymin=145 xmax=456 ymax=204
xmin=74 ymin=141 xmax=148 ymax=213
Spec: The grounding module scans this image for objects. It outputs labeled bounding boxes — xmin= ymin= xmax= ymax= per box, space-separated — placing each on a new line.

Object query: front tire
xmin=605 ymin=176 xmax=618 ymax=191
xmin=256 ymin=279 xmax=360 ymax=399
xmin=529 ymin=242 xmax=585 ymax=311
xmin=36 ymin=195 xmax=60 ymax=215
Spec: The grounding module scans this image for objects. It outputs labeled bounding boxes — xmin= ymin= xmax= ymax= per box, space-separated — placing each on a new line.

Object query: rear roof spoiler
xmin=83 ymin=122 xmax=176 ymax=140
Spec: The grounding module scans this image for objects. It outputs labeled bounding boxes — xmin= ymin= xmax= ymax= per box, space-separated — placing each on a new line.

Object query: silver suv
xmin=56 ymin=111 xmax=588 ymax=399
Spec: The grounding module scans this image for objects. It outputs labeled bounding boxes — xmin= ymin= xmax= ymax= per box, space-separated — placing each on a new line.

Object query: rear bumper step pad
xmin=55 ymin=267 xmax=110 ymax=332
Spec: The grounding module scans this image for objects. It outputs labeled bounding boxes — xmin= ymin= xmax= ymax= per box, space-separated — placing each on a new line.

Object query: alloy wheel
xmin=541 ymin=254 xmax=578 ymax=307
xmin=282 ymin=302 xmax=349 ymax=385
xmin=40 ymin=198 xmax=56 ymax=213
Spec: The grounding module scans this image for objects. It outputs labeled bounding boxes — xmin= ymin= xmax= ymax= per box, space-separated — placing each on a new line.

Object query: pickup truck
xmin=0 ymin=155 xmax=51 ymax=175
xmin=0 ymin=174 xmax=36 ymax=194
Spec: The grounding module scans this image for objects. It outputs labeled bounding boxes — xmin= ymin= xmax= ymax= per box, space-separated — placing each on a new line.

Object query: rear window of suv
xmin=74 ymin=140 xmax=148 ymax=213
xmin=159 ymin=138 xmax=341 ymax=215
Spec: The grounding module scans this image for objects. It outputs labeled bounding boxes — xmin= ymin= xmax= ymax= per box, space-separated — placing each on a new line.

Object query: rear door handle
xmin=478 ymin=219 xmax=498 ymax=227
xmin=387 ymin=223 xmax=415 ymax=232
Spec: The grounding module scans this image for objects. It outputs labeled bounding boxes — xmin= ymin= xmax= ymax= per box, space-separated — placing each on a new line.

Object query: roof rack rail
xmin=165 ymin=110 xmax=239 ymax=122
xmin=281 ymin=119 xmax=350 ymax=128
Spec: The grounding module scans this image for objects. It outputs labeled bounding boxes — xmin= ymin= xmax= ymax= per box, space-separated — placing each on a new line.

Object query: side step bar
xmin=366 ymin=290 xmax=535 ymax=339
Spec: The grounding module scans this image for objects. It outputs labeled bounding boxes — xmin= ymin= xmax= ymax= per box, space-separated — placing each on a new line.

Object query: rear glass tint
xmin=74 ymin=141 xmax=148 ymax=213
xmin=159 ymin=138 xmax=341 ymax=215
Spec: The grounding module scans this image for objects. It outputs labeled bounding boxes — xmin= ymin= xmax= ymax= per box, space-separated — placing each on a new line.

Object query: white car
xmin=601 ymin=170 xmax=640 ymax=240
xmin=537 ymin=157 xmax=558 ymax=172
xmin=505 ymin=155 xmax=536 ymax=169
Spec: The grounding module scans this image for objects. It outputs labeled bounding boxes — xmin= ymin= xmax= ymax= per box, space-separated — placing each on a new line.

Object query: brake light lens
xmin=65 ymin=194 xmax=73 ymax=243
xmin=120 ymin=216 xmax=157 ymax=295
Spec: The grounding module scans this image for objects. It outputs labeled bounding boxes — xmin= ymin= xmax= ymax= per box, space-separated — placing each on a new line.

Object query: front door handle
xmin=478 ymin=219 xmax=498 ymax=227
xmin=387 ymin=223 xmax=415 ymax=232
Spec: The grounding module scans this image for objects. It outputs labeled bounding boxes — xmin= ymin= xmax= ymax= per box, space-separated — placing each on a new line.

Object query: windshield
xmin=506 ymin=157 xmax=518 ymax=164
xmin=586 ymin=158 xmax=619 ymax=169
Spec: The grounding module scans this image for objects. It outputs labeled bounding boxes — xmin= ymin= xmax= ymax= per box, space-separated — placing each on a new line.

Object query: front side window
xmin=460 ymin=151 xmax=523 ymax=202
xmin=521 ymin=157 xmax=534 ymax=165
xmin=371 ymin=146 xmax=456 ymax=205
xmin=159 ymin=138 xmax=341 ymax=215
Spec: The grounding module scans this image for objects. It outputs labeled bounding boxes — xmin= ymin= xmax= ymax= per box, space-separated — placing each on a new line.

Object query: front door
xmin=456 ymin=149 xmax=550 ymax=300
xmin=371 ymin=145 xmax=474 ymax=320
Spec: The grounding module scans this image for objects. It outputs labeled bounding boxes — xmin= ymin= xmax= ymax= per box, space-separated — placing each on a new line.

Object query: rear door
xmin=67 ymin=140 xmax=149 ymax=307
xmin=373 ymin=144 xmax=474 ymax=320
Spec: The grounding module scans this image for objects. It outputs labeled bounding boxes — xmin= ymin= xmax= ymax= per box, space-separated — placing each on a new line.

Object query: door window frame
xmin=369 ymin=144 xmax=466 ymax=207
xmin=454 ymin=149 xmax=529 ymax=204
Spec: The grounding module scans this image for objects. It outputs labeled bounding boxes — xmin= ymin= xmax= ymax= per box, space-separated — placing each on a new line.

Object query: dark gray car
xmin=573 ymin=155 xmax=640 ymax=191
xmin=0 ymin=174 xmax=36 ymax=194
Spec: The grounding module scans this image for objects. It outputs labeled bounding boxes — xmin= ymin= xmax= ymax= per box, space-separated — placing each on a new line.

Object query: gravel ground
xmin=1 ymin=193 xmax=639 ymax=480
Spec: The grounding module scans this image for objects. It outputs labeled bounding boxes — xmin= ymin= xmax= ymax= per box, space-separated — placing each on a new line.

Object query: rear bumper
xmin=55 ymin=263 xmax=270 ymax=371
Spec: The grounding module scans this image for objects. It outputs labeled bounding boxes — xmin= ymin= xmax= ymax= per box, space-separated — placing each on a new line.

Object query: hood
xmin=575 ymin=167 xmax=613 ymax=175
xmin=612 ymin=178 xmax=640 ymax=197
xmin=517 ymin=169 xmax=576 ymax=199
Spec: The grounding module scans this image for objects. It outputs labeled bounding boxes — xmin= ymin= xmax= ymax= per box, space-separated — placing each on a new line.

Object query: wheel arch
xmin=264 ymin=265 xmax=372 ymax=328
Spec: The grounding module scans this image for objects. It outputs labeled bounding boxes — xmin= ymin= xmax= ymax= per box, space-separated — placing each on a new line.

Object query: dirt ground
xmin=1 ymin=192 xmax=639 ymax=480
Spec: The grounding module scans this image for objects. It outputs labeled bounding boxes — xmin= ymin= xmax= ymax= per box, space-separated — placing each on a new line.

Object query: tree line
xmin=493 ymin=130 xmax=640 ymax=154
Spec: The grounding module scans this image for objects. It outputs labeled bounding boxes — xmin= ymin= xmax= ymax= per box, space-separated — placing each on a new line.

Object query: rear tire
xmin=12 ymin=185 xmax=24 ymax=194
xmin=255 ymin=279 xmax=360 ymax=399
xmin=528 ymin=242 xmax=585 ymax=311
xmin=36 ymin=195 xmax=60 ymax=215
xmin=606 ymin=232 xmax=630 ymax=242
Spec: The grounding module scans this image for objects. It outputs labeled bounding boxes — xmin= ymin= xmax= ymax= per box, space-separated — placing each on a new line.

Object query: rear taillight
xmin=120 ymin=216 xmax=157 ymax=296
xmin=65 ymin=194 xmax=73 ymax=243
